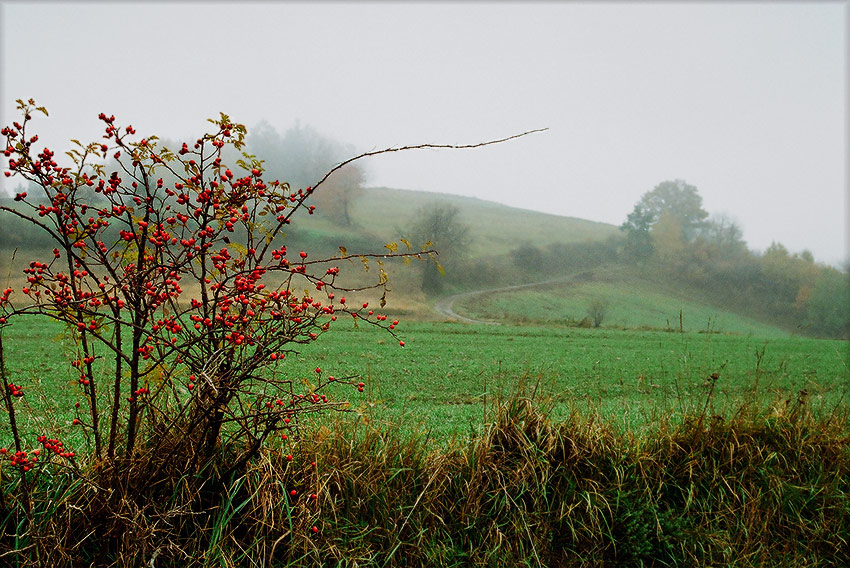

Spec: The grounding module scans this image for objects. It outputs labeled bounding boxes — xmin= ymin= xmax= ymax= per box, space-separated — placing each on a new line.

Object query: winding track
xmin=433 ymin=271 xmax=596 ymax=325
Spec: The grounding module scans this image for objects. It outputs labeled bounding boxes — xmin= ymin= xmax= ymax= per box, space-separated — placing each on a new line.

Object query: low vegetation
xmin=3 ymin=317 xmax=848 ymax=565
xmin=1 ymin=103 xmax=848 ymax=566
xmin=2 ymin=379 xmax=848 ymax=566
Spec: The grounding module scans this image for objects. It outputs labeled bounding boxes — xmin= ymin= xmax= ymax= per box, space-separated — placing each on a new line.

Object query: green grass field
xmin=295 ymin=320 xmax=849 ymax=433
xmin=454 ymin=272 xmax=795 ymax=337
xmin=3 ymin=316 xmax=847 ymax=448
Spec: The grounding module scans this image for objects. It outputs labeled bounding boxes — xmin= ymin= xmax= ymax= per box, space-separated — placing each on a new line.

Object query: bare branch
xmin=310 ymin=128 xmax=549 ymax=193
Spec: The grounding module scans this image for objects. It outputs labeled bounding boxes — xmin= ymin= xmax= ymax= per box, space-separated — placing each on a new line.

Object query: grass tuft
xmin=1 ymin=384 xmax=848 ymax=566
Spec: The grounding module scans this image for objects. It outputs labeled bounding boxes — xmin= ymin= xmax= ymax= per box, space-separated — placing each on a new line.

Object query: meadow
xmin=300 ymin=321 xmax=847 ymax=430
xmin=452 ymin=270 xmax=792 ymax=337
xmin=3 ymin=314 xmax=847 ymax=445
xmin=3 ymin=315 xmax=849 ymax=566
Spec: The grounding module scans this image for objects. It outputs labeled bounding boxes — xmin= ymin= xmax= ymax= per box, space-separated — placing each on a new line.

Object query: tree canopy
xmin=621 ymin=179 xmax=710 ymax=258
xmin=246 ymin=121 xmax=365 ymax=226
xmin=637 ymin=180 xmax=708 ymax=239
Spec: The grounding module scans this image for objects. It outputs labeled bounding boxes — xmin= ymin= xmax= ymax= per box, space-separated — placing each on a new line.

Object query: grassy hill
xmin=0 ymin=187 xmax=839 ymax=337
xmin=349 ymin=187 xmax=618 ymax=257
xmin=241 ymin=186 xmax=618 ymax=259
xmin=336 ymin=188 xmax=818 ymax=337
xmin=452 ymin=266 xmax=793 ymax=337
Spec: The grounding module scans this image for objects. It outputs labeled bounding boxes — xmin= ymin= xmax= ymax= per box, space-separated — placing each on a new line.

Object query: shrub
xmin=586 ymin=297 xmax=608 ymax=328
xmin=0 ymin=98 xmax=427 ymax=561
xmin=0 ymin=99 xmax=540 ymax=564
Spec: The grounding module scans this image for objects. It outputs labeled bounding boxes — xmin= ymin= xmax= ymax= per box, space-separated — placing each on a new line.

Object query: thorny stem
xmin=0 ymin=331 xmax=32 ymax=517
xmin=107 ymin=317 xmax=122 ymax=461
xmin=310 ymin=129 xmax=549 ymax=199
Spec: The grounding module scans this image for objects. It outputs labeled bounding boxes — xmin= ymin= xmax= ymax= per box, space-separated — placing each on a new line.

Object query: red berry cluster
xmin=128 ymin=387 xmax=150 ymax=402
xmin=1 ymin=448 xmax=36 ymax=471
xmin=7 ymin=383 xmax=24 ymax=397
xmin=37 ymin=435 xmax=75 ymax=459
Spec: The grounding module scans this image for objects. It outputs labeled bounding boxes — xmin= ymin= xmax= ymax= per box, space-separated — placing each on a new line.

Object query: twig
xmin=311 ymin=128 xmax=549 ymax=192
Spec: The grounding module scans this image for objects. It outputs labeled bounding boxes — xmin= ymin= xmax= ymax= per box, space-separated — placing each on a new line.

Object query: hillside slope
xmin=351 ymin=187 xmax=618 ymax=257
xmin=1 ymin=187 xmax=836 ymax=338
xmin=448 ymin=266 xmax=793 ymax=337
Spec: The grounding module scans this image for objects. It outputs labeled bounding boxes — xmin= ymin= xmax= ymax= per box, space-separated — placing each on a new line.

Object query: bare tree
xmin=311 ymin=162 xmax=364 ymax=227
xmin=407 ymin=203 xmax=471 ymax=294
xmin=587 ymin=298 xmax=608 ymax=328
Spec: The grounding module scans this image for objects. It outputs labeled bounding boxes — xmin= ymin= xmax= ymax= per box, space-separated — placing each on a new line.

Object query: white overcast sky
xmin=2 ymin=1 xmax=847 ymax=264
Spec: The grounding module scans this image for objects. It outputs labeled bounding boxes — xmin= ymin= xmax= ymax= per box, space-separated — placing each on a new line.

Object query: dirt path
xmin=433 ymin=271 xmax=594 ymax=325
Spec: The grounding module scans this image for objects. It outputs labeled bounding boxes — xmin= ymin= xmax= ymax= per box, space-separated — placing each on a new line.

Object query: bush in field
xmin=0 ymin=98 xmax=424 ymax=474
xmin=0 ymin=99 xmax=440 ymax=560
xmin=586 ymin=297 xmax=608 ymax=328
xmin=0 ymin=99 xmax=539 ymax=563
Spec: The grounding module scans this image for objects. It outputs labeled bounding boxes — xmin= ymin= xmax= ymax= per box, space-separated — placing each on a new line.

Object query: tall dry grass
xmin=2 ymin=383 xmax=848 ymax=567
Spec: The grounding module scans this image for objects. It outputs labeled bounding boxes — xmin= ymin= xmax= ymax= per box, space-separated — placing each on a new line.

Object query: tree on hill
xmin=311 ymin=162 xmax=364 ymax=227
xmin=621 ymin=180 xmax=709 ymax=259
xmin=805 ymin=266 xmax=850 ymax=338
xmin=640 ymin=179 xmax=708 ymax=239
xmin=406 ymin=203 xmax=470 ymax=294
xmin=699 ymin=213 xmax=748 ymax=257
xmin=651 ymin=210 xmax=687 ymax=259
xmin=511 ymin=243 xmax=545 ymax=272
xmin=620 ymin=204 xmax=655 ymax=259
xmin=246 ymin=120 xmax=364 ymax=225
xmin=587 ymin=298 xmax=608 ymax=328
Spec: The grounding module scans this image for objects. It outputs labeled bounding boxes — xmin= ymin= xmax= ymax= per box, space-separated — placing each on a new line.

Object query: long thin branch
xmin=310 ymin=128 xmax=549 ymax=193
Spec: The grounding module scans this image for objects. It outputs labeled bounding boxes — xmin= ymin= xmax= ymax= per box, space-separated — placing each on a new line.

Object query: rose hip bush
xmin=0 ymin=98 xmax=425 ymax=489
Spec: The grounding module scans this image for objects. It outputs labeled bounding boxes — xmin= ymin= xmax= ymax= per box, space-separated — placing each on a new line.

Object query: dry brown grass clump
xmin=2 ymin=389 xmax=848 ymax=567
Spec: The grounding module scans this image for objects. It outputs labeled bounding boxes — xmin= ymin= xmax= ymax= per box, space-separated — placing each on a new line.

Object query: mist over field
xmin=2 ymin=6 xmax=850 ymax=564
xmin=1 ymin=2 xmax=846 ymax=265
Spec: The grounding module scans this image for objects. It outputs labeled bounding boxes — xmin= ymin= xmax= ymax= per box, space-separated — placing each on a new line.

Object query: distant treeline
xmin=2 ymin=188 xmax=849 ymax=339
xmin=479 ymin=182 xmax=850 ymax=339
xmin=499 ymin=235 xmax=848 ymax=339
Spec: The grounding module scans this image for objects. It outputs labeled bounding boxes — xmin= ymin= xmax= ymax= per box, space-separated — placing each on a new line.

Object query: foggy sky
xmin=2 ymin=2 xmax=846 ymax=265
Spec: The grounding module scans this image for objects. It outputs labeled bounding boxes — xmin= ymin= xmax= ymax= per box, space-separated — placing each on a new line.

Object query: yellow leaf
xmin=229 ymin=242 xmax=248 ymax=257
